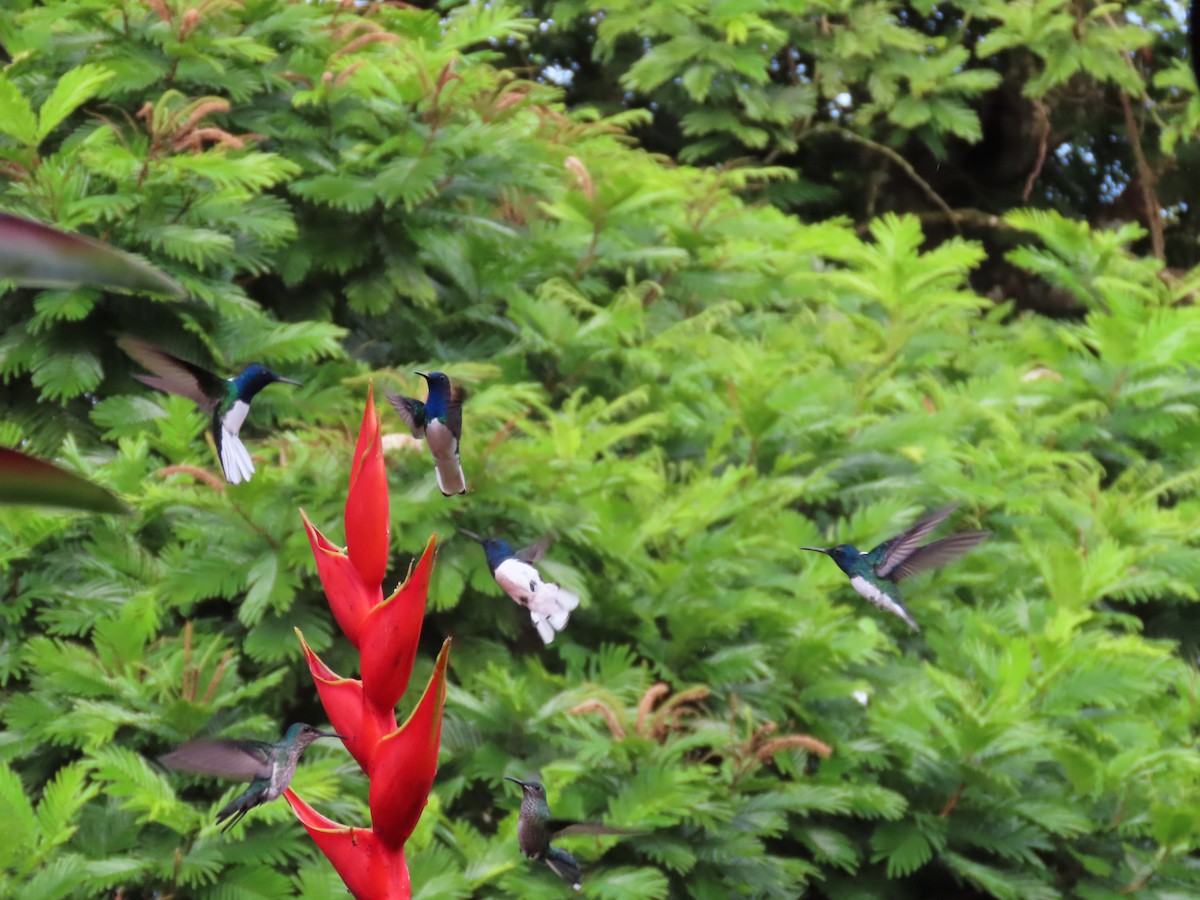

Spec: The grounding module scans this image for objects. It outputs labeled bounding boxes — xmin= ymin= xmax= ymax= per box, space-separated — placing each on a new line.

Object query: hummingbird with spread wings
xmin=161 ymin=723 xmax=341 ymax=832
xmin=461 ymin=530 xmax=579 ymax=644
xmin=803 ymin=504 xmax=989 ymax=633
xmin=505 ymin=777 xmax=637 ymax=890
xmin=119 ymin=337 xmax=299 ymax=485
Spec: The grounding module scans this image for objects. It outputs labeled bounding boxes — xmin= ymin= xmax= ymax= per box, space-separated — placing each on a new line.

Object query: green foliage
xmin=513 ymin=0 xmax=1199 ymax=281
xmin=1 ymin=1 xmax=1199 ymax=899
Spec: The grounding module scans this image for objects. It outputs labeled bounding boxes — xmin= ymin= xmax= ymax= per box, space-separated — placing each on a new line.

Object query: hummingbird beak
xmin=504 ymin=776 xmax=528 ymax=789
xmin=458 ymin=528 xmax=485 ymax=544
xmin=800 ymin=546 xmax=829 ymax=555
xmin=414 ymin=371 xmax=428 ymax=380
xmin=276 ymin=376 xmax=302 ymax=387
xmin=318 ymin=731 xmax=344 ymax=740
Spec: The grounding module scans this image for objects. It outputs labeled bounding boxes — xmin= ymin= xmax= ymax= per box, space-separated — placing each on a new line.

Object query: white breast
xmin=849 ymin=575 xmax=891 ymax=609
xmin=494 ymin=558 xmax=541 ymax=604
xmin=424 ymin=419 xmax=458 ymax=460
xmin=849 ymin=575 xmax=920 ymax=632
xmin=223 ymin=399 xmax=251 ymax=436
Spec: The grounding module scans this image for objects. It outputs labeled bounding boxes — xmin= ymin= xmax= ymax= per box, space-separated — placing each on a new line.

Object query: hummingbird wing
xmin=160 ymin=739 xmax=274 ymax=781
xmin=443 ymin=394 xmax=463 ymax=442
xmin=118 ymin=337 xmax=224 ymax=408
xmin=889 ymin=531 xmax=990 ymax=581
xmin=549 ymin=819 xmax=640 ymax=839
xmin=386 ymin=393 xmax=426 ymax=437
xmin=873 ymin=504 xmax=958 ymax=578
xmin=515 ymin=536 xmax=552 ymax=564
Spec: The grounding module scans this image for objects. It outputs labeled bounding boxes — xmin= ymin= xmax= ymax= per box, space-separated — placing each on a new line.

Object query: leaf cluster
xmin=0 ymin=2 xmax=1198 ymax=899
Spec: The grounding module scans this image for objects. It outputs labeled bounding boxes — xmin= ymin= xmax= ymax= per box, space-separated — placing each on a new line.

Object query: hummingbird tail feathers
xmin=218 ymin=429 xmax=255 ymax=485
xmin=543 ymin=846 xmax=583 ymax=890
xmin=215 ymin=790 xmax=262 ymax=832
xmin=529 ymin=584 xmax=579 ymax=644
xmin=434 ymin=458 xmax=467 ymax=496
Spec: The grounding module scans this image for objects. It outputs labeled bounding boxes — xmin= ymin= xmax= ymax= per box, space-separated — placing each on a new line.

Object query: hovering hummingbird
xmin=802 ymin=504 xmax=988 ymax=633
xmin=119 ymin=337 xmax=300 ymax=485
xmin=504 ymin=777 xmax=636 ymax=891
xmin=161 ymin=723 xmax=341 ymax=832
xmin=460 ymin=530 xmax=579 ymax=644
xmin=387 ymin=371 xmax=466 ymax=496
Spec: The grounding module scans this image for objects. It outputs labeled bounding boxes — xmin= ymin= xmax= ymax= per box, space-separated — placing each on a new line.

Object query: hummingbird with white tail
xmin=460 ymin=530 xmax=579 ymax=644
xmin=119 ymin=337 xmax=300 ymax=485
xmin=387 ymin=371 xmax=466 ymax=496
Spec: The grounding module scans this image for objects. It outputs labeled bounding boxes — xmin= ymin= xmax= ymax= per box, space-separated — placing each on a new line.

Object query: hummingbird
xmin=802 ymin=504 xmax=988 ymax=633
xmin=118 ymin=337 xmax=300 ymax=485
xmin=160 ymin=723 xmax=341 ymax=832
xmin=387 ymin=371 xmax=466 ymax=496
xmin=460 ymin=530 xmax=579 ymax=644
xmin=504 ymin=777 xmax=636 ymax=891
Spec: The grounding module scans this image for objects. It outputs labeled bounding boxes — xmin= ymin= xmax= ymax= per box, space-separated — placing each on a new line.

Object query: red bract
xmin=287 ymin=387 xmax=451 ymax=900
xmin=345 ymin=385 xmax=390 ymax=587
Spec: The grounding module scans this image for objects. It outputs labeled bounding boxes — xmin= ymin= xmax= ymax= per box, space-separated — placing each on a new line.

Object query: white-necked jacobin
xmin=460 ymin=530 xmax=579 ymax=644
xmin=119 ymin=337 xmax=300 ymax=485
xmin=803 ymin=504 xmax=989 ymax=633
xmin=387 ymin=371 xmax=466 ymax=496
xmin=161 ymin=723 xmax=341 ymax=832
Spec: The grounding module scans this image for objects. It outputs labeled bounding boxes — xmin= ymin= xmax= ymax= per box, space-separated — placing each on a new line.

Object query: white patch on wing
xmin=850 ymin=575 xmax=920 ymax=632
xmin=494 ymin=559 xmax=578 ymax=643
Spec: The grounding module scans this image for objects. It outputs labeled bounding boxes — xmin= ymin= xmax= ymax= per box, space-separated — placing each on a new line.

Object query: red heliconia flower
xmin=287 ymin=387 xmax=451 ymax=900
xmin=345 ymin=385 xmax=390 ymax=587
xmin=285 ymin=789 xmax=412 ymax=900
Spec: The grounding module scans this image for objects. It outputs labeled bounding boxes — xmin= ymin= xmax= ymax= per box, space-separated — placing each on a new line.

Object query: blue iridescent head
xmin=233 ymin=364 xmax=300 ymax=401
xmin=802 ymin=543 xmax=861 ymax=574
xmin=460 ymin=528 xmax=515 ymax=572
xmin=416 ymin=371 xmax=452 ymax=416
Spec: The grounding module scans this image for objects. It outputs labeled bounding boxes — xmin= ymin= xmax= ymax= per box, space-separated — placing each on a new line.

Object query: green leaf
xmin=0 ymin=73 xmax=38 ymax=145
xmin=35 ymin=762 xmax=97 ymax=852
xmin=870 ymin=822 xmax=933 ymax=878
xmin=0 ymin=763 xmax=38 ymax=870
xmin=37 ymin=63 xmax=114 ymax=142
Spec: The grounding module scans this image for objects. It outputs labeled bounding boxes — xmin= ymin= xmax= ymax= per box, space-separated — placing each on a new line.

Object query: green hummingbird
xmin=119 ymin=337 xmax=300 ymax=485
xmin=161 ymin=723 xmax=341 ymax=832
xmin=504 ymin=777 xmax=637 ymax=891
xmin=803 ymin=504 xmax=989 ymax=633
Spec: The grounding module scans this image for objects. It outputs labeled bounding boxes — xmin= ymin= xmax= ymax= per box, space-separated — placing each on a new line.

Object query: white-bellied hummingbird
xmin=161 ymin=723 xmax=341 ymax=831
xmin=387 ymin=371 xmax=466 ymax=496
xmin=803 ymin=504 xmax=988 ymax=633
xmin=119 ymin=337 xmax=300 ymax=485
xmin=460 ymin=530 xmax=579 ymax=644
